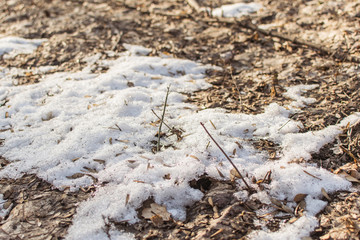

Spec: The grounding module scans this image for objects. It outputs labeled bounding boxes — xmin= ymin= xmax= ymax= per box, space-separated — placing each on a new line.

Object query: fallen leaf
xmin=141 ymin=203 xmax=171 ymax=222
xmin=150 ymin=214 xmax=163 ymax=226
xmin=294 ymin=193 xmax=307 ymax=203
xmin=350 ymin=169 xmax=360 ymax=180
xmin=230 ymin=168 xmax=241 ymax=179
xmin=339 ymin=172 xmax=360 ymax=183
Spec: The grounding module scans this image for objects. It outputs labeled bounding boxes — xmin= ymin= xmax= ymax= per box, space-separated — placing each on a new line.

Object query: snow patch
xmin=211 ymin=3 xmax=262 ymax=18
xmin=0 ymin=36 xmax=45 ymax=58
xmin=0 ymin=45 xmax=359 ymax=240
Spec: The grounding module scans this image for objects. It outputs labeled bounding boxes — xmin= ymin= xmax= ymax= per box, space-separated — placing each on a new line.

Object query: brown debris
xmin=0 ymin=174 xmax=92 ymax=240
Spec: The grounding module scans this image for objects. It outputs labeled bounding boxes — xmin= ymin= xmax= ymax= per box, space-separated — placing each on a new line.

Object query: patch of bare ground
xmin=0 ymin=0 xmax=360 ymax=239
xmin=0 ymin=174 xmax=93 ymax=240
xmin=112 ymin=176 xmax=295 ymax=239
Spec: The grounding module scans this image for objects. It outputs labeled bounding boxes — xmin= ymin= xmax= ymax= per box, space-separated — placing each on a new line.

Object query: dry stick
xmin=200 ymin=122 xmax=252 ymax=191
xmin=157 ymin=85 xmax=171 ymax=152
xmin=204 ymin=17 xmax=360 ymax=64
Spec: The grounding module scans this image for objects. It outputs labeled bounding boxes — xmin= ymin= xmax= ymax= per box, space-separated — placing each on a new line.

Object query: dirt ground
xmin=0 ymin=0 xmax=359 ymax=239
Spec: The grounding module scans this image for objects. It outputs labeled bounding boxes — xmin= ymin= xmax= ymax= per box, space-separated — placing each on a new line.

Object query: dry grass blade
xmin=157 ymin=85 xmax=171 ymax=152
xmin=303 ymin=170 xmax=322 ymax=180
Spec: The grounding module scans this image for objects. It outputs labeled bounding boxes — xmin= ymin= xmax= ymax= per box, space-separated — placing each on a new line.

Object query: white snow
xmin=284 ymin=84 xmax=318 ymax=108
xmin=211 ymin=2 xmax=262 ymax=18
xmin=0 ymin=36 xmax=44 ymax=58
xmin=0 ymin=39 xmax=359 ymax=240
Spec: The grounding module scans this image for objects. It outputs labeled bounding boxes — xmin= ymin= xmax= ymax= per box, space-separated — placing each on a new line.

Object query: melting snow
xmin=0 ymin=39 xmax=359 ymax=240
xmin=211 ymin=2 xmax=262 ymax=18
xmin=0 ymin=36 xmax=44 ymax=58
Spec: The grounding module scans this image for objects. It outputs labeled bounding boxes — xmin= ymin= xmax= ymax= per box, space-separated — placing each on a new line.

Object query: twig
xmin=200 ymin=122 xmax=252 ymax=191
xmin=203 ymin=17 xmax=360 ymax=64
xmin=157 ymin=85 xmax=171 ymax=152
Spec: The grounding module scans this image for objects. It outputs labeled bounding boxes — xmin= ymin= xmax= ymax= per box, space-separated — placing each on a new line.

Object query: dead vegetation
xmin=0 ymin=0 xmax=360 ymax=239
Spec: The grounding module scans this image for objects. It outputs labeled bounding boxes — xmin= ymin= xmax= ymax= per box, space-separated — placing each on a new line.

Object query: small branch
xmin=200 ymin=122 xmax=252 ymax=191
xmin=157 ymin=85 xmax=171 ymax=152
xmin=203 ymin=17 xmax=360 ymax=64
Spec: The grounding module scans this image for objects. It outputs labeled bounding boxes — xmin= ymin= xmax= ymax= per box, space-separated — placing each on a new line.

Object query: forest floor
xmin=0 ymin=0 xmax=359 ymax=239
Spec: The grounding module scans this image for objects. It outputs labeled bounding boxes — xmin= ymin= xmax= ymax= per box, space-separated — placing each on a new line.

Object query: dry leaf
xmin=350 ymin=169 xmax=360 ymax=180
xmin=150 ymin=214 xmax=163 ymax=226
xmin=294 ymin=193 xmax=307 ymax=203
xmin=3 ymin=201 xmax=12 ymax=209
xmin=141 ymin=203 xmax=171 ymax=222
xmin=339 ymin=172 xmax=360 ymax=183
xmin=71 ymin=157 xmax=80 ymax=162
xmin=230 ymin=168 xmax=241 ymax=179
xmin=5 ymin=112 xmax=9 ymax=118
xmin=321 ymin=188 xmax=331 ymax=201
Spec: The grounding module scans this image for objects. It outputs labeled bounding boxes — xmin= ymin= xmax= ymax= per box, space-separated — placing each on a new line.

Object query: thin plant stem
xmin=200 ymin=122 xmax=252 ymax=191
xmin=157 ymin=85 xmax=171 ymax=152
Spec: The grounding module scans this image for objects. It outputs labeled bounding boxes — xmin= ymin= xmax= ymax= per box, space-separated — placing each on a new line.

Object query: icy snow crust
xmin=0 ymin=42 xmax=359 ymax=239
